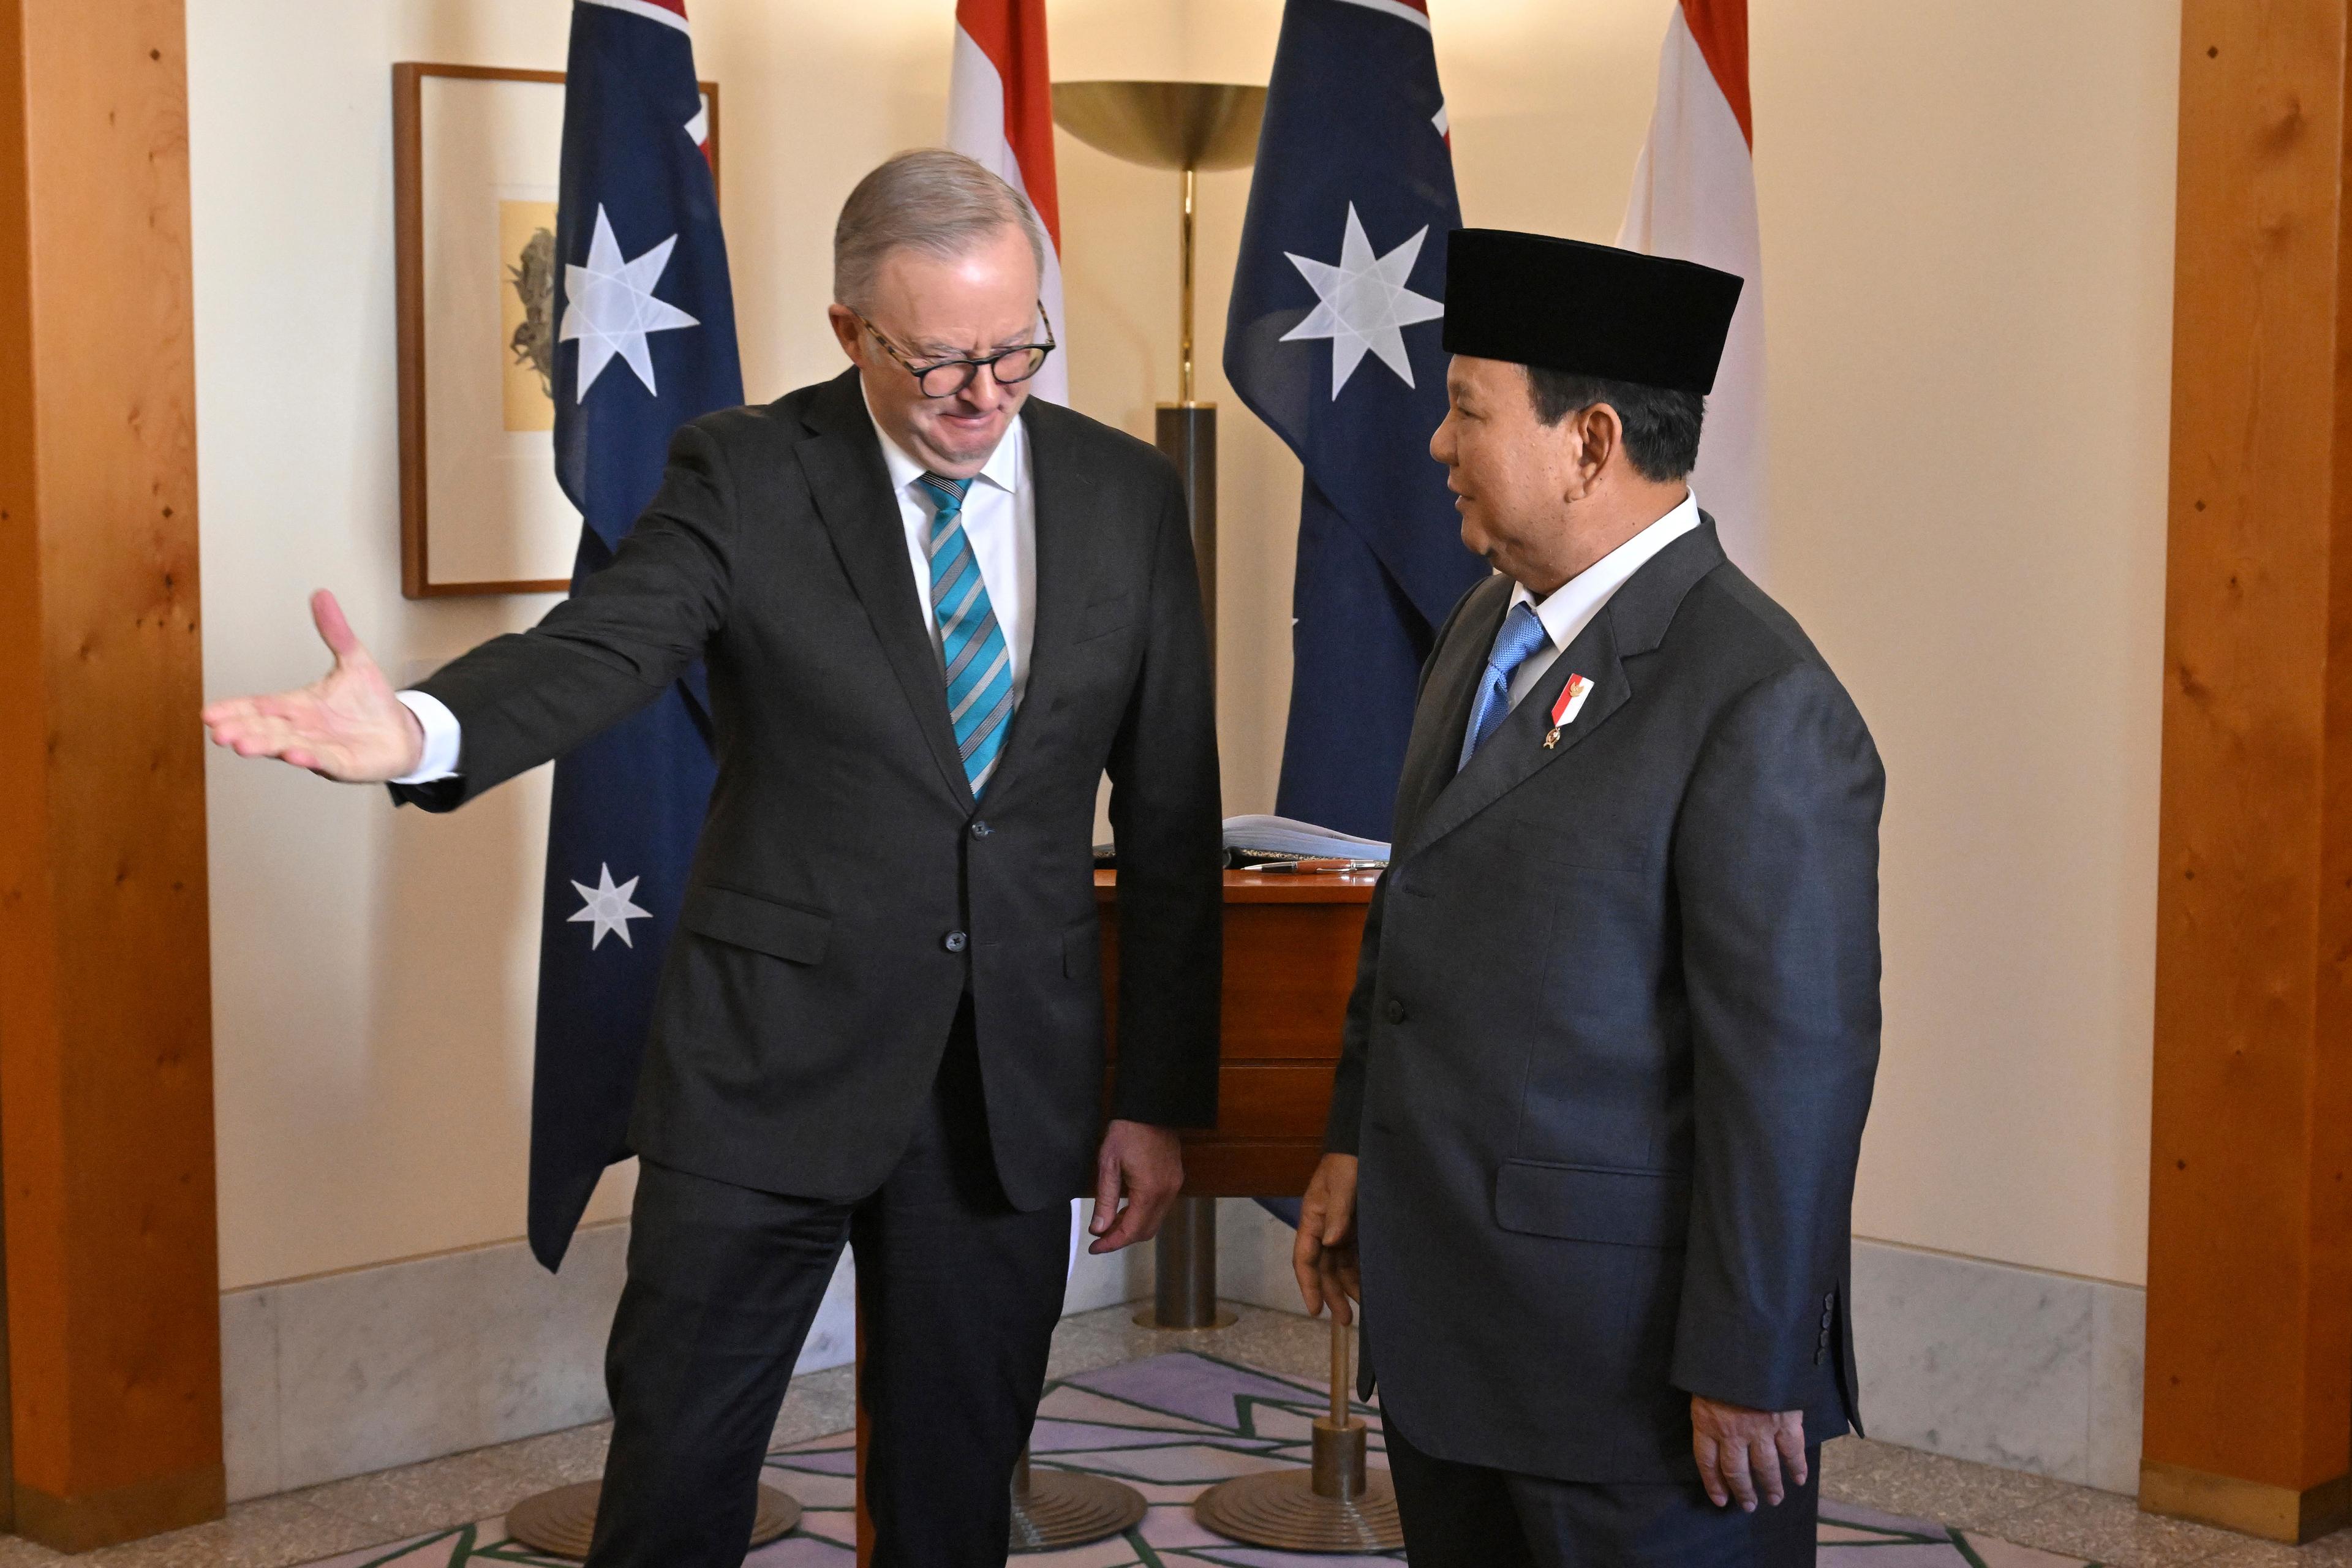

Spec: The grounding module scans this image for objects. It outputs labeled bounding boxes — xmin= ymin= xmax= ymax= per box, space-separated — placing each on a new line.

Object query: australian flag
xmin=530 ymin=0 xmax=741 ymax=1270
xmin=1224 ymin=0 xmax=1485 ymax=842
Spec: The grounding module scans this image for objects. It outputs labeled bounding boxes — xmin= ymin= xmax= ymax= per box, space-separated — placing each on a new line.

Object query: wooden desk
xmin=1096 ymin=867 xmax=1376 ymax=1197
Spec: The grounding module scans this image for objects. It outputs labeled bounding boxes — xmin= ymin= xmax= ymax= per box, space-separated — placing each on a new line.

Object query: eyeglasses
xmin=856 ymin=303 xmax=1058 ymax=399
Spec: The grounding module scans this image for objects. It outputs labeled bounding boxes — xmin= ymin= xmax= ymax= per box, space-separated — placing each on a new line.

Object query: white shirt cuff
xmin=391 ymin=690 xmax=462 ymax=784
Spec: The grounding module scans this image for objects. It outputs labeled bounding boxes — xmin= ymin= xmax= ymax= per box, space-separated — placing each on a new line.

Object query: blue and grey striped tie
xmin=916 ymin=472 xmax=1016 ymax=797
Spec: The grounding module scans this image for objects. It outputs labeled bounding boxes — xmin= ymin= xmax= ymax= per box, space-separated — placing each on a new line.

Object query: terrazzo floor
xmin=4 ymin=1303 xmax=2349 ymax=1567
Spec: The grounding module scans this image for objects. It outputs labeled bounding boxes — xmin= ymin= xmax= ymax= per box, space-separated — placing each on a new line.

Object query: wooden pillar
xmin=0 ymin=0 xmax=225 ymax=1550
xmin=2143 ymin=0 xmax=2352 ymax=1545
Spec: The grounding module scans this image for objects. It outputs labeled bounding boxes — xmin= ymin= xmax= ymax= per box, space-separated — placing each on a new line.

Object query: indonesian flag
xmin=946 ymin=0 xmax=1068 ymax=406
xmin=1618 ymin=0 xmax=1766 ymax=577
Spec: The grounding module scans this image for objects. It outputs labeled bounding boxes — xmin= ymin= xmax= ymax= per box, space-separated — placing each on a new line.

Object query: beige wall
xmin=1755 ymin=2 xmax=2176 ymax=1287
xmin=195 ymin=0 xmax=2175 ymax=1292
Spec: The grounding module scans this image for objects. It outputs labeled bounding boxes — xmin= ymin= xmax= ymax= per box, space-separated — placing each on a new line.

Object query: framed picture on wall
xmin=391 ymin=63 xmax=720 ymax=597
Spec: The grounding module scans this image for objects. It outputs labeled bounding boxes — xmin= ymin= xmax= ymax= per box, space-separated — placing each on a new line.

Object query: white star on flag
xmin=559 ymin=205 xmax=700 ymax=401
xmin=1281 ymin=204 xmax=1446 ymax=399
xmin=568 ymin=863 xmax=652 ymax=950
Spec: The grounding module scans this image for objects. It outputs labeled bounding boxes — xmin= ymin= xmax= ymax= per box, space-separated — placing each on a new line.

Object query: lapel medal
xmin=1543 ymin=674 xmax=1594 ymax=749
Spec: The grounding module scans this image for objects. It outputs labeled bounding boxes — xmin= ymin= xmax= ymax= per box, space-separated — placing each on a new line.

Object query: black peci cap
xmin=1442 ymin=228 xmax=1743 ymax=395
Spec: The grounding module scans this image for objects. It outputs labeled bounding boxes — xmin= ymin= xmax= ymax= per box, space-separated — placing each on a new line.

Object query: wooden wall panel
xmin=0 ymin=0 xmax=224 ymax=1548
xmin=2143 ymin=0 xmax=2352 ymax=1544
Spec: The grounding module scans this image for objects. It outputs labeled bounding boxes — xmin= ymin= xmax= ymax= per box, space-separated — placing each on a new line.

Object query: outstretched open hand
xmin=200 ymin=590 xmax=424 ymax=783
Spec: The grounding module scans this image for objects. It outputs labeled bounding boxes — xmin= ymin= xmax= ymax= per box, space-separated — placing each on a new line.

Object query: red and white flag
xmin=946 ymin=0 xmax=1068 ymax=406
xmin=1618 ymin=0 xmax=1765 ymax=576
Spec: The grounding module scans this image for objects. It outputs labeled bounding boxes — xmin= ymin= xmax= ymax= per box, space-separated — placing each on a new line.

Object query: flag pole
xmin=1050 ymin=90 xmax=1265 ymax=1324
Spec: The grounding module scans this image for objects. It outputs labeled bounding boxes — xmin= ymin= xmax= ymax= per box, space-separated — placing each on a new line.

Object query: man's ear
xmin=1562 ymin=402 xmax=1621 ymax=503
xmin=825 ymin=303 xmax=864 ymax=365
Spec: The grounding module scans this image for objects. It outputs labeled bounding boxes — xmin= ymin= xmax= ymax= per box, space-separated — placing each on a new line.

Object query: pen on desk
xmin=1249 ymin=858 xmax=1385 ymax=874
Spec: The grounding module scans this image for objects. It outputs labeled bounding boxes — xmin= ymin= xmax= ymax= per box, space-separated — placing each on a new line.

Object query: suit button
xmin=970 ymin=820 xmax=992 ymax=839
xmin=1822 ymin=1310 xmax=1834 ymax=1329
xmin=1384 ymin=999 xmax=1407 ymax=1025
xmin=944 ymin=931 xmax=968 ymax=952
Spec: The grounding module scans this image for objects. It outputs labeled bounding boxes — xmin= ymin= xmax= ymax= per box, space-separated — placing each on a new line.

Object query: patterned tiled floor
xmin=6 ymin=1303 xmax=2352 ymax=1567
xmin=271 ymin=1348 xmax=2102 ymax=1568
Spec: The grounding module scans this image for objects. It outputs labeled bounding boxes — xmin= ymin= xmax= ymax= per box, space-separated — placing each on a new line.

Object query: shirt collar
xmin=1510 ymin=489 xmax=1703 ymax=651
xmin=861 ymin=377 xmax=1024 ymax=499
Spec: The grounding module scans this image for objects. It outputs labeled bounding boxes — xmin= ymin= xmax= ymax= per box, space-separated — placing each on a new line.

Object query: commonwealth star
xmin=559 ymin=205 xmax=701 ymax=401
xmin=568 ymin=863 xmax=652 ymax=951
xmin=1280 ymin=204 xmax=1446 ymax=399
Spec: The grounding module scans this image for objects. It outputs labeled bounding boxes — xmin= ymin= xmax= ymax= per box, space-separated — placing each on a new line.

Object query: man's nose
xmin=959 ymin=364 xmax=1009 ymax=413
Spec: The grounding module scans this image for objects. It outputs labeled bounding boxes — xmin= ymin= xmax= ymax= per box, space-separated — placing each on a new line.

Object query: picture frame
xmin=392 ymin=63 xmax=721 ymax=598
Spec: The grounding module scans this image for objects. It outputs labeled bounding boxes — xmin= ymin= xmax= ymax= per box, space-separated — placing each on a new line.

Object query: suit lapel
xmin=794 ymin=370 xmax=975 ymax=807
xmin=1395 ymin=518 xmax=1727 ymax=862
xmin=1389 ymin=576 xmax=1509 ymax=848
xmin=1400 ymin=608 xmax=1630 ymax=861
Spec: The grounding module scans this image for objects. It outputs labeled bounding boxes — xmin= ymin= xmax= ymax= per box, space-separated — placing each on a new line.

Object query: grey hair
xmin=832 ymin=149 xmax=1046 ymax=314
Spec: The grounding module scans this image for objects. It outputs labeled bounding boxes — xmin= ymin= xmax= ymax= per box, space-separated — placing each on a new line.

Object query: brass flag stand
xmin=1195 ymin=1315 xmax=1403 ymax=1550
xmin=1008 ymin=1445 xmax=1148 ymax=1553
xmin=503 ymin=1478 xmax=801 ymax=1560
xmin=1050 ymin=78 xmax=1267 ymax=1335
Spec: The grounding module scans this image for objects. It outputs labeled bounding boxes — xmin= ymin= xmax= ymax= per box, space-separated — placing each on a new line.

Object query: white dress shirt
xmin=391 ymin=388 xmax=1038 ymax=785
xmin=865 ymin=392 xmax=1038 ymax=706
xmin=1502 ymin=489 xmax=1702 ymax=710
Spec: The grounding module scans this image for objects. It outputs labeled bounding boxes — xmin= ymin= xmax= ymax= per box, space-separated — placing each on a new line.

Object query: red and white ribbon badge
xmin=1553 ymin=673 xmax=1595 ymax=728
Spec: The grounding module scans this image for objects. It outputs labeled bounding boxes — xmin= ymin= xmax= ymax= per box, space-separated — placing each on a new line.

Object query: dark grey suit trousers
xmin=1384 ymin=1412 xmax=1819 ymax=1567
xmin=583 ymin=998 xmax=1070 ymax=1568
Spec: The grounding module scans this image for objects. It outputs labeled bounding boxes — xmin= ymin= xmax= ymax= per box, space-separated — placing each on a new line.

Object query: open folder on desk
xmin=1093 ymin=813 xmax=1392 ymax=872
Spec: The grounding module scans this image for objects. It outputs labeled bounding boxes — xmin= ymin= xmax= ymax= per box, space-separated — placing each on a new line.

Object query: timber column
xmin=0 ymin=0 xmax=225 ymax=1548
xmin=2143 ymin=0 xmax=2352 ymax=1544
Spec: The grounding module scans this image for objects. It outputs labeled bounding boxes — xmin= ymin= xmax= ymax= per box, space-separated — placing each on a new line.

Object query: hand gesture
xmin=200 ymin=590 xmax=424 ymax=782
xmin=1691 ymin=1395 xmax=1807 ymax=1511
xmin=1293 ymin=1153 xmax=1361 ymax=1325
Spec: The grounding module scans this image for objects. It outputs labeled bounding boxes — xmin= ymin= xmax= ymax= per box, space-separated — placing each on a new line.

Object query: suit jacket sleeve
xmin=1101 ymin=471 xmax=1223 ymax=1128
xmin=1323 ymin=872 xmax=1387 ymax=1156
xmin=1668 ymin=660 xmax=1884 ymax=1413
xmin=389 ymin=420 xmax=738 ymax=812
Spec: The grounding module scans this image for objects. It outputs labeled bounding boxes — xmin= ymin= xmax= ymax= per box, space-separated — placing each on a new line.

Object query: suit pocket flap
xmin=682 ymin=885 xmax=832 ymax=965
xmin=1493 ymin=1161 xmax=1689 ymax=1248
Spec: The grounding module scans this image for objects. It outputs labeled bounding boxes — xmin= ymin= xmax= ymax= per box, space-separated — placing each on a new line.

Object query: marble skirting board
xmin=1209 ymin=1205 xmax=2147 ymax=1498
xmin=221 ymin=1207 xmax=1150 ymax=1502
xmin=1847 ymin=1237 xmax=2146 ymax=1496
xmin=221 ymin=1205 xmax=2144 ymax=1506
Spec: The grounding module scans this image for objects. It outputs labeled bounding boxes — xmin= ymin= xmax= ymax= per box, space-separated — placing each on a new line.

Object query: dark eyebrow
xmin=911 ymin=328 xmax=1038 ymax=361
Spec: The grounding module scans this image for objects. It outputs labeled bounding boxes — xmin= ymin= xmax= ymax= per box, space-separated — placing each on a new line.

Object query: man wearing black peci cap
xmin=1292 ymin=229 xmax=1885 ymax=1566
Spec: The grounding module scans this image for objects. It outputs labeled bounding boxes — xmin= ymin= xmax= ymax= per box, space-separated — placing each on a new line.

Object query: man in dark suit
xmin=1293 ymin=230 xmax=1883 ymax=1566
xmin=202 ymin=150 xmax=1223 ymax=1566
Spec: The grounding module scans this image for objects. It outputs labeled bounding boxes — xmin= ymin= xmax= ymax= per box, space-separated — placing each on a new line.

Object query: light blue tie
xmin=1458 ymin=601 xmax=1553 ymax=772
xmin=916 ymin=472 xmax=1016 ymax=797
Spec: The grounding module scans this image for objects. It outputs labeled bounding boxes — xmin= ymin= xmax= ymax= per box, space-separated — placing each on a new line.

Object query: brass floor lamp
xmin=1051 ymin=78 xmax=1266 ymax=1340
xmin=1052 ymin=79 xmax=1266 ymax=693
xmin=993 ymin=80 xmax=1275 ymax=1558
